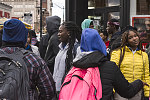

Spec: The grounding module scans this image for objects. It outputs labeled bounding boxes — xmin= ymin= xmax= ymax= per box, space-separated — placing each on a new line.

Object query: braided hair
xmin=61 ymin=21 xmax=81 ymax=73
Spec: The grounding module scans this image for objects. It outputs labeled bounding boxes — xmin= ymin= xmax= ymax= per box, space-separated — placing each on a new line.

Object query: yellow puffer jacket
xmin=111 ymin=46 xmax=150 ymax=97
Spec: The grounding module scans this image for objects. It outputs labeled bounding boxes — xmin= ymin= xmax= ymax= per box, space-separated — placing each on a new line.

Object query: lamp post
xmin=52 ymin=3 xmax=64 ymax=22
xmin=40 ymin=0 xmax=42 ymax=40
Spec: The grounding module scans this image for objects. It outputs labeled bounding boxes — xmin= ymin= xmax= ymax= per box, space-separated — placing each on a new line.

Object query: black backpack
xmin=0 ymin=48 xmax=30 ymax=100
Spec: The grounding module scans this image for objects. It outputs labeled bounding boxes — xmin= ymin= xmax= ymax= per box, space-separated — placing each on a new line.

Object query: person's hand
xmin=142 ymin=81 xmax=149 ymax=87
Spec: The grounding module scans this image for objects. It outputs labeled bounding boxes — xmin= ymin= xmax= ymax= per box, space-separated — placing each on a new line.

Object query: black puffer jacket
xmin=73 ymin=51 xmax=143 ymax=100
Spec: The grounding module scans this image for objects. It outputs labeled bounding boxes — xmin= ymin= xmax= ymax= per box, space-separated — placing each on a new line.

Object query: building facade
xmin=0 ymin=2 xmax=12 ymax=30
xmin=1 ymin=0 xmax=52 ymax=32
xmin=65 ymin=0 xmax=150 ymax=32
xmin=0 ymin=2 xmax=12 ymax=19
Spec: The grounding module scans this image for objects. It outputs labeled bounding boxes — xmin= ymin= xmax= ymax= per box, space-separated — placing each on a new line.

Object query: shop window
xmin=88 ymin=0 xmax=120 ymax=9
xmin=137 ymin=0 xmax=150 ymax=15
xmin=108 ymin=12 xmax=120 ymax=20
xmin=107 ymin=0 xmax=120 ymax=7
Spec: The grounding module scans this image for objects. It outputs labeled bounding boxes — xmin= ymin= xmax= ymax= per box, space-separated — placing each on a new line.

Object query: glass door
xmin=88 ymin=0 xmax=120 ymax=32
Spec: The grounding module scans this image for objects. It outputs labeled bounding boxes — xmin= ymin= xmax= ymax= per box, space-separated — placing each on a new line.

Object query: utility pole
xmin=40 ymin=0 xmax=42 ymax=40
xmin=63 ymin=6 xmax=64 ymax=22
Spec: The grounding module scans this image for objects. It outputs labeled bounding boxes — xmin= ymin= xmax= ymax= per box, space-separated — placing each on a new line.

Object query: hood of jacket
xmin=81 ymin=28 xmax=107 ymax=56
xmin=46 ymin=16 xmax=61 ymax=36
xmin=81 ymin=19 xmax=93 ymax=30
xmin=73 ymin=51 xmax=108 ymax=68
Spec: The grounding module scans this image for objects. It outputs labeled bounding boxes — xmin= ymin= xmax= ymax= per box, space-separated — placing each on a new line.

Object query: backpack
xmin=0 ymin=48 xmax=30 ymax=100
xmin=59 ymin=67 xmax=102 ymax=100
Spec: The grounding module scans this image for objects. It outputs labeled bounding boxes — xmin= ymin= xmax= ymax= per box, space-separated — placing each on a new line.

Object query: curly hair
xmin=118 ymin=29 xmax=142 ymax=67
xmin=121 ymin=29 xmax=141 ymax=49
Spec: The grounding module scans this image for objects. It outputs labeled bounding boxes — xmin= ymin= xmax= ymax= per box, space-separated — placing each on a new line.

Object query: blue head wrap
xmin=3 ymin=19 xmax=28 ymax=47
xmin=80 ymin=28 xmax=107 ymax=56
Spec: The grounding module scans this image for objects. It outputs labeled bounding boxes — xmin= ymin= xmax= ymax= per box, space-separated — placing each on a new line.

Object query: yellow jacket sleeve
xmin=142 ymin=52 xmax=150 ymax=97
xmin=110 ymin=49 xmax=121 ymax=66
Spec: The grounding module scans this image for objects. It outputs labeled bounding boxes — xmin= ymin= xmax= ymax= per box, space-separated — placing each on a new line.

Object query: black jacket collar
xmin=73 ymin=51 xmax=108 ymax=68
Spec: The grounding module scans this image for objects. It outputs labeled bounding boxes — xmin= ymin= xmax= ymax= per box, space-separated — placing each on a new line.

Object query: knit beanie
xmin=3 ymin=19 xmax=28 ymax=47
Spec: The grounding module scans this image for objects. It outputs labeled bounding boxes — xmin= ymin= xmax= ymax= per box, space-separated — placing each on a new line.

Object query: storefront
xmin=65 ymin=0 xmax=150 ymax=32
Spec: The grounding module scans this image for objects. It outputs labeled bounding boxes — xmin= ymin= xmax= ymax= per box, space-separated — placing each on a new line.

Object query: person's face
xmin=27 ymin=33 xmax=31 ymax=44
xmin=106 ymin=24 xmax=114 ymax=34
xmin=89 ymin=21 xmax=94 ymax=29
xmin=58 ymin=25 xmax=69 ymax=43
xmin=25 ymin=33 xmax=31 ymax=47
xmin=145 ymin=20 xmax=150 ymax=30
xmin=100 ymin=33 xmax=105 ymax=41
xmin=127 ymin=31 xmax=139 ymax=49
xmin=89 ymin=25 xmax=94 ymax=29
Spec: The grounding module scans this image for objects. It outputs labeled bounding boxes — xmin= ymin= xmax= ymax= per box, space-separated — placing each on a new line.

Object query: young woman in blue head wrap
xmin=70 ymin=28 xmax=148 ymax=100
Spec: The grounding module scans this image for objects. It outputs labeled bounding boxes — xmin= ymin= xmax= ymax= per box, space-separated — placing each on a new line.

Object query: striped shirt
xmin=0 ymin=47 xmax=56 ymax=100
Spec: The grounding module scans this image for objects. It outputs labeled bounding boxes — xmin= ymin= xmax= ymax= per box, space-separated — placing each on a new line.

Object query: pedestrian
xmin=110 ymin=26 xmax=150 ymax=100
xmin=25 ymin=29 xmax=40 ymax=56
xmin=2 ymin=19 xmax=57 ymax=100
xmin=106 ymin=18 xmax=121 ymax=54
xmin=70 ymin=28 xmax=148 ymax=100
xmin=39 ymin=16 xmax=61 ymax=59
xmin=81 ymin=19 xmax=94 ymax=30
xmin=53 ymin=21 xmax=81 ymax=95
xmin=99 ymin=30 xmax=109 ymax=49
xmin=43 ymin=16 xmax=61 ymax=74
xmin=30 ymin=29 xmax=39 ymax=47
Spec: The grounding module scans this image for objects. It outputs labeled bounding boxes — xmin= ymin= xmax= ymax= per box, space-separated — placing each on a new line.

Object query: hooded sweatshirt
xmin=80 ymin=28 xmax=107 ymax=56
xmin=39 ymin=16 xmax=61 ymax=59
xmin=81 ymin=19 xmax=93 ymax=30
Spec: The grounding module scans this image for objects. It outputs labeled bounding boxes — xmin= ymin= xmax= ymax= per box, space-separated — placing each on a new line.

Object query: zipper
xmin=133 ymin=53 xmax=134 ymax=80
xmin=94 ymin=86 xmax=97 ymax=100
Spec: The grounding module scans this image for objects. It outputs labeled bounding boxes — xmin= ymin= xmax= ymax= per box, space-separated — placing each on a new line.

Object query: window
xmin=137 ymin=0 xmax=150 ymax=15
xmin=14 ymin=5 xmax=22 ymax=8
xmin=88 ymin=0 xmax=120 ymax=9
xmin=107 ymin=0 xmax=120 ymax=7
xmin=14 ymin=12 xmax=23 ymax=15
xmin=108 ymin=12 xmax=120 ymax=20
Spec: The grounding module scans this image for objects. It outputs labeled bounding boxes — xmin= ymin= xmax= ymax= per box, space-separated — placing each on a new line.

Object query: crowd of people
xmin=0 ymin=17 xmax=149 ymax=100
